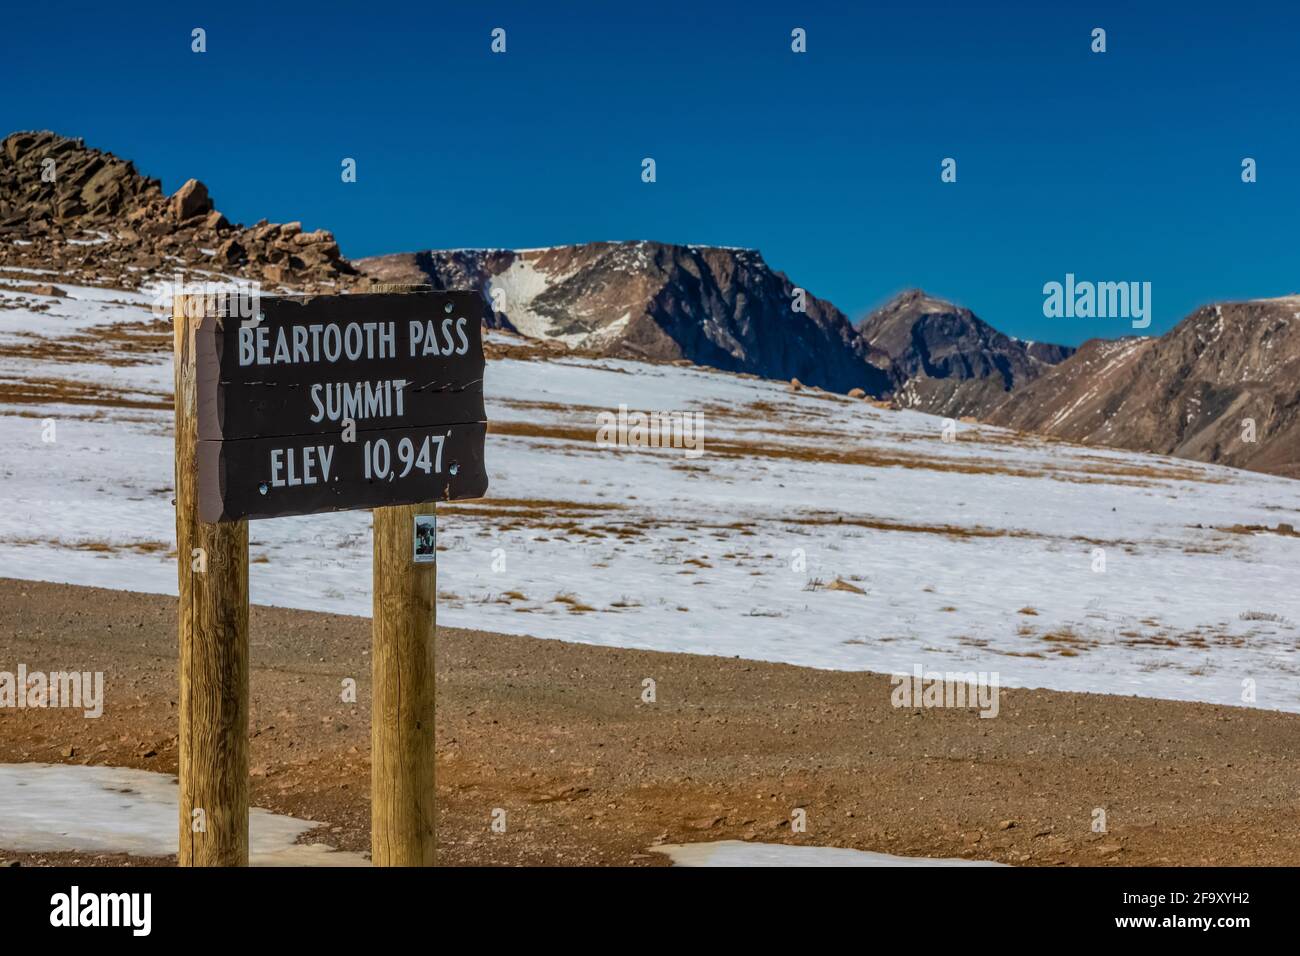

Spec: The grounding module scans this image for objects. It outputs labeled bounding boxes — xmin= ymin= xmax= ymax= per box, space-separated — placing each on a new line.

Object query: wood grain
xmin=371 ymin=501 xmax=438 ymax=866
xmin=175 ymin=293 xmax=251 ymax=866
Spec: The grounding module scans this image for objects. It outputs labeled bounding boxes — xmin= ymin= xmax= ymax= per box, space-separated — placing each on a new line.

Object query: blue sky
xmin=3 ymin=1 xmax=1298 ymax=344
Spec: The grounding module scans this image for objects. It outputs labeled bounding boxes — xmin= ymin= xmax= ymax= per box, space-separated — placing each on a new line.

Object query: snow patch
xmin=651 ymin=840 xmax=1005 ymax=867
xmin=0 ymin=764 xmax=367 ymax=865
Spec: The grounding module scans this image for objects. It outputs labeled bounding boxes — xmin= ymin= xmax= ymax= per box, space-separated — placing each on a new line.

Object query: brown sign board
xmin=194 ymin=291 xmax=488 ymax=521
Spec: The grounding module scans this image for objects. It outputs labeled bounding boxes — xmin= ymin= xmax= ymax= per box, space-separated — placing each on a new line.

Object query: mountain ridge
xmin=357 ymin=242 xmax=899 ymax=395
xmin=988 ymin=296 xmax=1300 ymax=478
xmin=8 ymin=129 xmax=1292 ymax=480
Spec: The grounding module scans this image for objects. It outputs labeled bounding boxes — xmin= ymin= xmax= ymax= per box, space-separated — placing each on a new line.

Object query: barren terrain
xmin=3 ymin=578 xmax=1299 ymax=867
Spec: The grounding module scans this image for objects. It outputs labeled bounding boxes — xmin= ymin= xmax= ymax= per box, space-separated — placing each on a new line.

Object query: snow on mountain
xmin=356 ymin=241 xmax=894 ymax=395
xmin=2 ymin=277 xmax=1300 ymax=713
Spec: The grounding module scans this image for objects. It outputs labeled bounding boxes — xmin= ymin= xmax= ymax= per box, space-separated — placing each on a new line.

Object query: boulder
xmin=215 ymin=237 xmax=246 ymax=265
xmin=293 ymin=228 xmax=333 ymax=246
xmin=170 ymin=178 xmax=212 ymax=221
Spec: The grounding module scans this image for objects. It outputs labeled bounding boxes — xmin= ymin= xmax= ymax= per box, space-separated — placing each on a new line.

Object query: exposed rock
xmin=293 ymin=228 xmax=333 ymax=246
xmin=989 ymin=296 xmax=1300 ymax=479
xmin=858 ymin=289 xmax=1074 ymax=418
xmin=170 ymin=178 xmax=211 ymax=221
xmin=358 ymin=247 xmax=1079 ymax=405
xmin=215 ymin=238 xmax=246 ymax=265
xmin=0 ymin=130 xmax=358 ymax=293
xmin=358 ymin=242 xmax=895 ymax=395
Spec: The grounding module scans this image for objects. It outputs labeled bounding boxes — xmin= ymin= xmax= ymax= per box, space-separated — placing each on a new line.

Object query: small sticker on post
xmin=413 ymin=514 xmax=436 ymax=564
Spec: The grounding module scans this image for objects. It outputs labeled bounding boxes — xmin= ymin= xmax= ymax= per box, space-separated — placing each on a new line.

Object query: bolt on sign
xmin=194 ymin=291 xmax=488 ymax=520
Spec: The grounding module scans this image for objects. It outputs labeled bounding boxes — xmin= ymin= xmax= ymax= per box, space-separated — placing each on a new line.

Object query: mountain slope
xmin=4 ymin=278 xmax=1300 ymax=715
xmin=989 ymin=296 xmax=1300 ymax=478
xmin=858 ymin=289 xmax=1074 ymax=418
xmin=357 ymin=243 xmax=894 ymax=395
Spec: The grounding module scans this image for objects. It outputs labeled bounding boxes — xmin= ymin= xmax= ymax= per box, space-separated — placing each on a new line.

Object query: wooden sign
xmin=194 ymin=291 xmax=488 ymax=521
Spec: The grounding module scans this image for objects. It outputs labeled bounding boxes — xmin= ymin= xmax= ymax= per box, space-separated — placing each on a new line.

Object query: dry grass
xmin=786 ymin=513 xmax=1028 ymax=541
xmin=442 ymin=497 xmax=626 ymax=514
xmin=486 ymin=420 xmax=1222 ymax=487
xmin=0 ymin=536 xmax=172 ymax=555
xmin=0 ymin=318 xmax=171 ymax=367
xmin=1240 ymin=610 xmax=1290 ymax=624
xmin=825 ymin=577 xmax=866 ymax=594
xmin=1040 ymin=630 xmax=1092 ymax=647
xmin=552 ymin=592 xmax=596 ymax=613
xmin=1217 ymin=523 xmax=1300 ymax=538
xmin=0 ymin=376 xmax=170 ymax=410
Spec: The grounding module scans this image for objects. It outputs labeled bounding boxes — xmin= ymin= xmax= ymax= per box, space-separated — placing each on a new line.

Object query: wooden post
xmin=370 ymin=281 xmax=439 ymax=866
xmin=371 ymin=501 xmax=438 ymax=866
xmin=174 ymin=293 xmax=251 ymax=866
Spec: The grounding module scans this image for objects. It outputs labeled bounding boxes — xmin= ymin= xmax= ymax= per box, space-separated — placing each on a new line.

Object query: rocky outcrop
xmin=0 ymin=130 xmax=358 ymax=291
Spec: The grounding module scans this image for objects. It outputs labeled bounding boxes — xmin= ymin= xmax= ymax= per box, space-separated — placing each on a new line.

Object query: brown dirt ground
xmin=1 ymin=577 xmax=1299 ymax=867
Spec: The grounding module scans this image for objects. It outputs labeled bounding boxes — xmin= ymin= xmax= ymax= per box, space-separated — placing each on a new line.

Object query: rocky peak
xmin=358 ymin=241 xmax=894 ymax=395
xmin=0 ymin=130 xmax=358 ymax=292
xmin=856 ymin=288 xmax=1074 ymax=417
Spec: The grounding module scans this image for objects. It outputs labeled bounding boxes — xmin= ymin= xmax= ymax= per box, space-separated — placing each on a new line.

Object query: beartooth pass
xmin=2 ymin=278 xmax=1300 ymax=714
xmin=2 ymin=130 xmax=1072 ymax=414
xmin=3 ymin=128 xmax=1297 ymax=482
